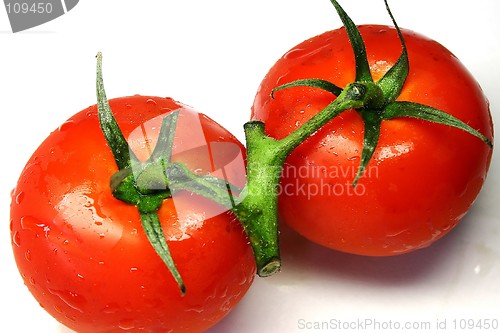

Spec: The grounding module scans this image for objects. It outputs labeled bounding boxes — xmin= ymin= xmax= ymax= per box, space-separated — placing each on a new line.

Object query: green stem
xmin=233 ymin=82 xmax=384 ymax=276
xmin=279 ymin=82 xmax=383 ymax=154
xmin=157 ymin=83 xmax=385 ymax=277
xmin=233 ymin=122 xmax=284 ymax=276
xmin=140 ymin=211 xmax=186 ymax=295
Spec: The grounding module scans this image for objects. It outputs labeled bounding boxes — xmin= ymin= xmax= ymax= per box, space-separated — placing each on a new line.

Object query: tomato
xmin=252 ymin=25 xmax=493 ymax=256
xmin=10 ymin=95 xmax=255 ymax=332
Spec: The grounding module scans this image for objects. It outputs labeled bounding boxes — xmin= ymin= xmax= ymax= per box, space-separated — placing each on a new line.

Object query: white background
xmin=1 ymin=1 xmax=500 ymax=332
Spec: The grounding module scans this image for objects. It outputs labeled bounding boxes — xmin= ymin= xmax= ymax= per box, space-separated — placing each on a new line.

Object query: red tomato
xmin=11 ymin=96 xmax=255 ymax=332
xmin=252 ymin=25 xmax=493 ymax=256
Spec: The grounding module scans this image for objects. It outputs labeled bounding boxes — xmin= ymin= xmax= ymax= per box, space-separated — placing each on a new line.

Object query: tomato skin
xmin=11 ymin=96 xmax=255 ymax=332
xmin=252 ymin=25 xmax=493 ymax=256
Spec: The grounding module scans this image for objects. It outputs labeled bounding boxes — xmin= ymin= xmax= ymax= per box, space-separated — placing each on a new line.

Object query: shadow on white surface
xmin=208 ymin=202 xmax=500 ymax=332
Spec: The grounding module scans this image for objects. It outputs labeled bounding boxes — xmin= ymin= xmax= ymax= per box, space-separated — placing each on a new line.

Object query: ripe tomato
xmin=11 ymin=95 xmax=255 ymax=332
xmin=252 ymin=25 xmax=493 ymax=256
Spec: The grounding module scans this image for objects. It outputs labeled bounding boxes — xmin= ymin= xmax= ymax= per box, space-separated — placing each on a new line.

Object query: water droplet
xmin=220 ymin=296 xmax=234 ymax=313
xmin=15 ymin=191 xmax=25 ymax=204
xmin=20 ymin=216 xmax=46 ymax=233
xmin=283 ymin=47 xmax=306 ymax=59
xmin=118 ymin=318 xmax=136 ymax=330
xmin=25 ymin=250 xmax=31 ymax=262
xmin=48 ymin=288 xmax=86 ymax=313
xmin=130 ymin=267 xmax=138 ymax=272
xmin=186 ymin=305 xmax=204 ymax=313
xmin=238 ymin=272 xmax=249 ymax=286
xmin=58 ymin=120 xmax=75 ymax=132
xmin=103 ymin=303 xmax=119 ymax=314
xmin=219 ymin=285 xmax=229 ymax=299
xmin=146 ymin=98 xmax=157 ymax=106
xmin=386 ymin=228 xmax=409 ymax=238
xmin=29 ymin=276 xmax=36 ymax=285
xmin=21 ymin=216 xmax=41 ymax=232
xmin=12 ymin=231 xmax=21 ymax=247
xmin=63 ymin=239 xmax=70 ymax=245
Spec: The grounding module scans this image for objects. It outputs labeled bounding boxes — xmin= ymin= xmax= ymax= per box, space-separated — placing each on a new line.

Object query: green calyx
xmin=96 ymin=53 xmax=283 ymax=293
xmin=272 ymin=0 xmax=492 ymax=186
xmin=96 ymin=53 xmax=186 ymax=295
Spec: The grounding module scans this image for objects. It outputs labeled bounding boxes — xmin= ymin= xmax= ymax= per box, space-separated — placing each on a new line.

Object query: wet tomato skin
xmin=252 ymin=25 xmax=493 ymax=256
xmin=11 ymin=96 xmax=255 ymax=332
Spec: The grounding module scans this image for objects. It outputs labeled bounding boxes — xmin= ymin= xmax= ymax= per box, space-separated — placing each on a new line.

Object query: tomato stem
xmin=233 ymin=122 xmax=285 ymax=276
xmin=278 ymin=82 xmax=383 ymax=153
xmin=236 ymin=82 xmax=384 ymax=275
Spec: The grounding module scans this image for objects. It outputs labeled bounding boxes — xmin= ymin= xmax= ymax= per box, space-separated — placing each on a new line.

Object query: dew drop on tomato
xmin=53 ymin=305 xmax=63 ymax=314
xmin=186 ymin=305 xmax=205 ymax=314
xmin=283 ymin=47 xmax=307 ymax=60
xmin=15 ymin=191 xmax=25 ymax=204
xmin=57 ymin=120 xmax=75 ymax=132
xmin=118 ymin=318 xmax=136 ymax=330
xmin=12 ymin=231 xmax=21 ymax=247
xmin=48 ymin=288 xmax=87 ymax=313
xmin=24 ymin=249 xmax=31 ymax=262
xmin=29 ymin=276 xmax=36 ymax=285
xmin=102 ymin=303 xmax=119 ymax=314
xmin=20 ymin=216 xmax=47 ymax=234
